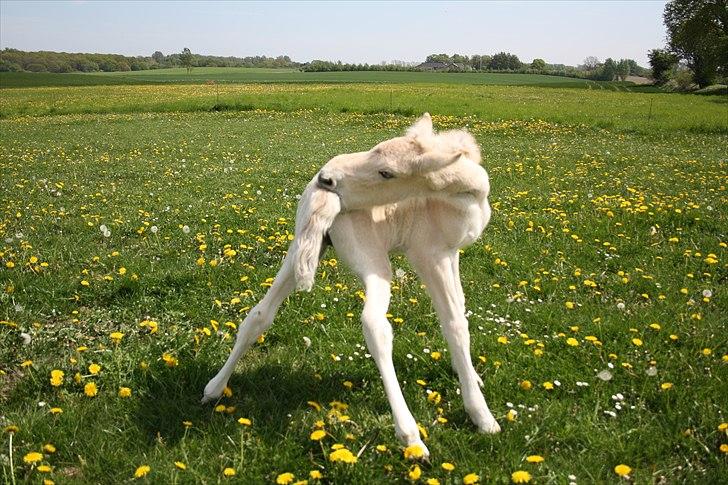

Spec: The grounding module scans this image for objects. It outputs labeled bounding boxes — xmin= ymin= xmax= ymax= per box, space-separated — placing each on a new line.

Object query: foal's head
xmin=316 ymin=113 xmax=483 ymax=211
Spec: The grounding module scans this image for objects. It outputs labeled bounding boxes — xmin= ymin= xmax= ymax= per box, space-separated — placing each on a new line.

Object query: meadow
xmin=0 ymin=73 xmax=726 ymax=484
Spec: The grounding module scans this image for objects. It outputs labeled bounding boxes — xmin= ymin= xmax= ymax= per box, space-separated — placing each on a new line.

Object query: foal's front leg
xmin=360 ymin=270 xmax=430 ymax=457
xmin=202 ymin=253 xmax=296 ymax=402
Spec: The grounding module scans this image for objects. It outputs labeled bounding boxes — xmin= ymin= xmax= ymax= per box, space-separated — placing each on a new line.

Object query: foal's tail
xmin=291 ymin=178 xmax=341 ymax=291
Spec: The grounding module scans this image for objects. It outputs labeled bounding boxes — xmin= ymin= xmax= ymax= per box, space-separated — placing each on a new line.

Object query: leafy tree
xmin=582 ymin=56 xmax=600 ymax=70
xmin=531 ymin=58 xmax=546 ymax=71
xmin=664 ymin=0 xmax=728 ymax=87
xmin=152 ymin=51 xmax=165 ymax=64
xmin=648 ymin=49 xmax=679 ymax=84
xmin=426 ymin=53 xmax=451 ymax=64
xmin=488 ymin=52 xmax=521 ymax=70
xmin=616 ymin=59 xmax=631 ymax=81
xmin=599 ymin=58 xmax=618 ymax=81
xmin=180 ymin=47 xmax=194 ymax=73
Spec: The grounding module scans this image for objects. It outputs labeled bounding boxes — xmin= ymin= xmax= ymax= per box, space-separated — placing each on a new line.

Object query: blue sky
xmin=0 ymin=1 xmax=667 ymax=66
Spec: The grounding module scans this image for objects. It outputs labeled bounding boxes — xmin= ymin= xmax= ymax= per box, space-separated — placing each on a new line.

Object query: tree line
xmin=0 ymin=48 xmax=300 ymax=73
xmin=648 ymin=0 xmax=726 ymax=88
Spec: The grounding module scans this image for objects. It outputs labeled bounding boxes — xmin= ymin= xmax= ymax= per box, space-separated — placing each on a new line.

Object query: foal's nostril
xmin=317 ymin=172 xmax=335 ymax=188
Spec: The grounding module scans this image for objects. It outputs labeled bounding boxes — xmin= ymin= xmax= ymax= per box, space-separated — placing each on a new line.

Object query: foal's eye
xmin=378 ymin=170 xmax=395 ymax=180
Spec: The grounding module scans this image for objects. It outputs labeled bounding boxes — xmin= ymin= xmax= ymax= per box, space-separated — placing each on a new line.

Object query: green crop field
xmin=0 ymin=67 xmax=639 ymax=89
xmin=1 ymin=75 xmax=726 ymax=484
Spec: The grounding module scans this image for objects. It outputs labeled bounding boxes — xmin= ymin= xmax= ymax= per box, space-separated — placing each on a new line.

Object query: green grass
xmin=2 ymin=67 xmax=630 ymax=89
xmin=0 ymin=82 xmax=725 ymax=135
xmin=0 ymin=82 xmax=726 ymax=484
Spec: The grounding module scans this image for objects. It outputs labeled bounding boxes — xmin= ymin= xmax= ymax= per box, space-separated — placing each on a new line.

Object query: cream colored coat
xmin=204 ymin=114 xmax=500 ymax=457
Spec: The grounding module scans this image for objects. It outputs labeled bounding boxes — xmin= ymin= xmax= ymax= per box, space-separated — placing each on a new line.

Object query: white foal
xmin=203 ymin=113 xmax=500 ymax=457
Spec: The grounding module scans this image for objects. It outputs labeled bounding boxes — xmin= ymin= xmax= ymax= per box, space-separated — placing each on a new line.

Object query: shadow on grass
xmin=130 ymin=356 xmax=369 ymax=446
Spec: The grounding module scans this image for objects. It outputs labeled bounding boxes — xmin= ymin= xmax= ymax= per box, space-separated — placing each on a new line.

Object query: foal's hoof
xmin=201 ymin=378 xmax=225 ymax=404
xmin=476 ymin=419 xmax=501 ymax=434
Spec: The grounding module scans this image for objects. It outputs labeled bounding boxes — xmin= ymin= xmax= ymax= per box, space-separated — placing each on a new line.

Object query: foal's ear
xmin=415 ymin=147 xmax=463 ymax=173
xmin=406 ymin=113 xmax=433 ymax=139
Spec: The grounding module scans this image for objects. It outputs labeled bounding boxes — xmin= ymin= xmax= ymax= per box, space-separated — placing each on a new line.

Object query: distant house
xmin=416 ymin=61 xmax=457 ymax=71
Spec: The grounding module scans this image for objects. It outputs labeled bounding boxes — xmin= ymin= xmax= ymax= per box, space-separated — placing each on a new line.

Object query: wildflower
xmin=162 ymin=353 xmax=178 ymax=367
xmin=661 ymin=382 xmax=673 ymax=390
xmin=720 ymin=444 xmax=728 ymax=454
xmin=307 ymin=401 xmax=321 ymax=411
xmin=329 ymin=447 xmax=357 ymax=463
xmin=4 ymin=425 xmax=19 ymax=433
xmin=511 ymin=470 xmax=532 ymax=483
xmin=310 ymin=430 xmax=326 ymax=441
xmin=520 ymin=380 xmax=532 ymax=390
xmin=566 ymin=337 xmax=579 ymax=347
xmin=497 ymin=336 xmax=509 ymax=344
xmin=427 ymin=391 xmax=441 ymax=404
xmin=238 ymin=417 xmax=252 ymax=426
xmin=43 ymin=444 xmax=56 ymax=453
xmin=118 ymin=387 xmax=132 ymax=398
xmin=110 ymin=332 xmax=124 ymax=342
xmin=702 ymin=348 xmax=712 ymax=356
xmin=614 ymin=464 xmax=632 ymax=477
xmin=431 ymin=351 xmax=442 ymax=360
xmin=50 ymin=369 xmax=64 ymax=387
xmin=23 ymin=451 xmax=43 ymax=463
xmin=175 ymin=461 xmax=187 ymax=470
xmin=426 ymin=479 xmax=441 ymax=485
xmin=276 ymin=473 xmax=295 ymax=484
xmin=463 ymin=473 xmax=480 ymax=484
xmin=134 ymin=465 xmax=151 ymax=478
xmin=507 ymin=409 xmax=518 ymax=422
xmin=88 ymin=363 xmax=101 ymax=375
xmin=409 ymin=464 xmax=422 ymax=480
xmin=37 ymin=465 xmax=52 ymax=473
xmin=526 ymin=455 xmax=544 ymax=463
xmin=376 ymin=444 xmax=388 ymax=452
xmin=565 ymin=301 xmax=575 ymax=309
xmin=542 ymin=381 xmax=554 ymax=390
xmin=404 ymin=444 xmax=425 ymax=460
xmin=84 ymin=382 xmax=98 ymax=397
xmin=631 ymin=338 xmax=643 ymax=346
xmin=223 ymin=467 xmax=236 ymax=477
xmin=442 ymin=462 xmax=455 ymax=471
xmin=309 ymin=470 xmax=323 ymax=480
xmin=49 ymin=407 xmax=62 ymax=415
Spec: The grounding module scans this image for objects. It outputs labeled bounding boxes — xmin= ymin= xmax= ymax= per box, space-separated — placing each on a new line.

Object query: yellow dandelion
xmin=566 ymin=337 xmax=579 ymax=347
xmin=134 ymin=465 xmax=151 ymax=478
xmin=50 ymin=369 xmax=64 ymax=387
xmin=223 ymin=467 xmax=236 ymax=477
xmin=431 ymin=351 xmax=442 ymax=360
xmin=118 ymin=387 xmax=132 ymax=398
xmin=526 ymin=455 xmax=544 ymax=463
xmin=442 ymin=462 xmax=455 ymax=471
xmin=661 ymin=382 xmax=673 ymax=390
xmin=426 ymin=479 xmax=441 ymax=485
xmin=276 ymin=472 xmax=295 ymax=484
xmin=49 ymin=407 xmax=63 ymax=415
xmin=88 ymin=363 xmax=101 ymax=375
xmin=84 ymin=382 xmax=98 ymax=397
xmin=463 ymin=473 xmax=480 ymax=484
xmin=409 ymin=464 xmax=422 ymax=481
xmin=632 ymin=338 xmax=643 ymax=346
xmin=43 ymin=443 xmax=56 ymax=453
xmin=174 ymin=461 xmax=187 ymax=470
xmin=511 ymin=470 xmax=532 ymax=483
xmin=23 ymin=452 xmax=43 ymax=463
xmin=309 ymin=470 xmax=323 ymax=480
xmin=110 ymin=332 xmax=124 ymax=342
xmin=310 ymin=430 xmax=326 ymax=441
xmin=520 ymin=380 xmax=533 ymax=391
xmin=404 ymin=444 xmax=425 ymax=460
xmin=238 ymin=417 xmax=252 ymax=426
xmin=614 ymin=464 xmax=632 ymax=477
xmin=329 ymin=447 xmax=357 ymax=463
xmin=37 ymin=465 xmax=52 ymax=473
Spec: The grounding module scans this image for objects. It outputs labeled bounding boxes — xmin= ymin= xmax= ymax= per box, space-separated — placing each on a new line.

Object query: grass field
xmin=0 ymin=67 xmax=640 ymax=89
xmin=1 ymin=74 xmax=727 ymax=484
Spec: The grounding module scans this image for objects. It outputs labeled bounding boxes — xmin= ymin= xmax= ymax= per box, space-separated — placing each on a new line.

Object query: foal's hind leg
xmin=202 ymin=253 xmax=296 ymax=403
xmin=408 ymin=247 xmax=500 ymax=433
